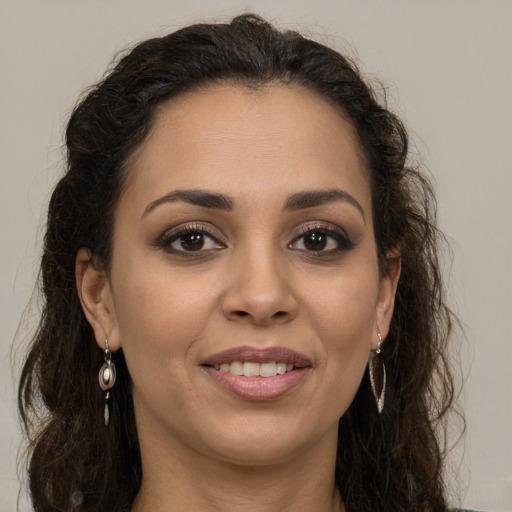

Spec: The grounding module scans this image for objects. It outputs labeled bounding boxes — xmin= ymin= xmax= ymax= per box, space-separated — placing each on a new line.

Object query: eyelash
xmin=289 ymin=223 xmax=355 ymax=255
xmin=155 ymin=222 xmax=354 ymax=257
xmin=156 ymin=224 xmax=226 ymax=257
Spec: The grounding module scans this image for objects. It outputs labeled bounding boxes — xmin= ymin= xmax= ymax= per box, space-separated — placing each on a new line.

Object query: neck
xmin=131 ymin=427 xmax=344 ymax=512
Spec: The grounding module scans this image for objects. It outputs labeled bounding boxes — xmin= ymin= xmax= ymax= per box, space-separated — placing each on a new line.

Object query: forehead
xmin=122 ymin=83 xmax=370 ymax=212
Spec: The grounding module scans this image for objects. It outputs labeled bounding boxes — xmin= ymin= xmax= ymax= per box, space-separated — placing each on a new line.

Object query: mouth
xmin=201 ymin=346 xmax=312 ymax=400
xmin=210 ymin=361 xmax=295 ymax=378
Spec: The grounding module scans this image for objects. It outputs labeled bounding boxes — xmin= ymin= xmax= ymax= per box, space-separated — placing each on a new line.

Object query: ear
xmin=373 ymin=250 xmax=401 ymax=348
xmin=76 ymin=247 xmax=121 ymax=352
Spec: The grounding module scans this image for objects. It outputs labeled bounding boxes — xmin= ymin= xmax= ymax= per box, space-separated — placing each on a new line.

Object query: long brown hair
xmin=19 ymin=14 xmax=458 ymax=511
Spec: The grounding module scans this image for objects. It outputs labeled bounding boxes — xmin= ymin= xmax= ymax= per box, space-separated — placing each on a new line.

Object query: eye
xmin=157 ymin=225 xmax=225 ymax=256
xmin=289 ymin=225 xmax=354 ymax=255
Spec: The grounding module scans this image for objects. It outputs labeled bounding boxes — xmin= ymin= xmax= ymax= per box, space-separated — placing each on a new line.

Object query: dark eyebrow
xmin=284 ymin=189 xmax=366 ymax=222
xmin=143 ymin=189 xmax=235 ymax=217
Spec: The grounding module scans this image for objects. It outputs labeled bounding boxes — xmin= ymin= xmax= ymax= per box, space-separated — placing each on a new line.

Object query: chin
xmin=199 ymin=415 xmax=336 ymax=468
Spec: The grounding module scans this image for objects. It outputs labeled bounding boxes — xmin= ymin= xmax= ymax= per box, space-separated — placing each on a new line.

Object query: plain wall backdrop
xmin=1 ymin=1 xmax=511 ymax=511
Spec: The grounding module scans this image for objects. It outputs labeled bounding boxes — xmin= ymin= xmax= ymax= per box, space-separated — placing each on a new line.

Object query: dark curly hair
xmin=18 ymin=13 xmax=457 ymax=512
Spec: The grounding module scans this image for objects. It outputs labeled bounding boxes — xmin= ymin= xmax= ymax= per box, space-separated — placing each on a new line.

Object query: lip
xmin=201 ymin=346 xmax=311 ymax=367
xmin=201 ymin=346 xmax=312 ymax=401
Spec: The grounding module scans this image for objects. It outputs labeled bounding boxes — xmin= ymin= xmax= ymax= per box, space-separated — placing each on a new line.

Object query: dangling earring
xmin=98 ymin=338 xmax=116 ymax=426
xmin=369 ymin=330 xmax=386 ymax=414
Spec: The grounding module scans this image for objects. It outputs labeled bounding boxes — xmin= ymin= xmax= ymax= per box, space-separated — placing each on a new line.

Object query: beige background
xmin=1 ymin=1 xmax=511 ymax=511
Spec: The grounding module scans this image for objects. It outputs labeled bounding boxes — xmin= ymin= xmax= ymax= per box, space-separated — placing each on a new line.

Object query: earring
xmin=98 ymin=338 xmax=116 ymax=426
xmin=369 ymin=331 xmax=386 ymax=414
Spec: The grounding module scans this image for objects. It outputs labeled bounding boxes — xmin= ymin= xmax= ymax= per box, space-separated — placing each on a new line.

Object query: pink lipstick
xmin=201 ymin=346 xmax=312 ymax=401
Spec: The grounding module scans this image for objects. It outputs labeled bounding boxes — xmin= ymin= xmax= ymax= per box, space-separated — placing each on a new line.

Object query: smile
xmin=213 ymin=361 xmax=294 ymax=377
xmin=201 ymin=346 xmax=312 ymax=400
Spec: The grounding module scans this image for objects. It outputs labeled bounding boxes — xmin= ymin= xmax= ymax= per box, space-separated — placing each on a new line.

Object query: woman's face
xmin=84 ymin=84 xmax=398 ymax=466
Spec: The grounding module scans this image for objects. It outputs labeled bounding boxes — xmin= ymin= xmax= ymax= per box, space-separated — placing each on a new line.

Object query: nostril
xmin=228 ymin=309 xmax=293 ymax=323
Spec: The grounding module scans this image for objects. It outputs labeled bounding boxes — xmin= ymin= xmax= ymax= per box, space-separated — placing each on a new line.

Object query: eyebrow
xmin=284 ymin=189 xmax=365 ymax=222
xmin=143 ymin=189 xmax=235 ymax=217
xmin=143 ymin=187 xmax=365 ymax=221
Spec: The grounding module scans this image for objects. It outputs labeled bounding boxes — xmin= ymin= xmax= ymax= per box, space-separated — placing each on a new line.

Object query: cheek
xmin=300 ymin=268 xmax=378 ymax=400
xmin=303 ymin=264 xmax=379 ymax=341
xmin=110 ymin=260 xmax=219 ymax=378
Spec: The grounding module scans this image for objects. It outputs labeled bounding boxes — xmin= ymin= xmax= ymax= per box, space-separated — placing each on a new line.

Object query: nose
xmin=221 ymin=249 xmax=299 ymax=326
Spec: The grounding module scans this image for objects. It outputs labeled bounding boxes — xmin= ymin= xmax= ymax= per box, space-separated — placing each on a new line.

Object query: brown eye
xmin=157 ymin=227 xmax=225 ymax=256
xmin=180 ymin=232 xmax=205 ymax=251
xmin=289 ymin=226 xmax=354 ymax=255
xmin=303 ymin=232 xmax=327 ymax=251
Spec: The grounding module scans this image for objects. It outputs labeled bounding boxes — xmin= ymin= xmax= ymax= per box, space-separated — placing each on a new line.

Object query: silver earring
xmin=98 ymin=338 xmax=116 ymax=426
xmin=369 ymin=331 xmax=386 ymax=414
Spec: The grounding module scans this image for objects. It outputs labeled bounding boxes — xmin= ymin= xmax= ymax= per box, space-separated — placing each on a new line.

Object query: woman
xmin=18 ymin=14 xmax=457 ymax=512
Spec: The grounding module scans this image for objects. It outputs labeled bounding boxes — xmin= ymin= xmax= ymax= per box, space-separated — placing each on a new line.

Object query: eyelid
xmin=160 ymin=222 xmax=220 ymax=240
xmin=295 ymin=221 xmax=349 ymax=239
xmin=289 ymin=221 xmax=355 ymax=253
xmin=155 ymin=222 xmax=227 ymax=253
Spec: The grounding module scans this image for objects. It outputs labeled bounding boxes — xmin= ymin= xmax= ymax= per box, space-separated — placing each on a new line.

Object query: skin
xmin=77 ymin=83 xmax=400 ymax=512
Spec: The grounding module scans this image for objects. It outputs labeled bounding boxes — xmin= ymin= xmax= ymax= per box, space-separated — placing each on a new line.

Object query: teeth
xmin=216 ymin=361 xmax=294 ymax=377
xmin=230 ymin=361 xmax=244 ymax=375
xmin=276 ymin=362 xmax=287 ymax=375
xmin=243 ymin=362 xmax=260 ymax=377
xmin=260 ymin=362 xmax=277 ymax=377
